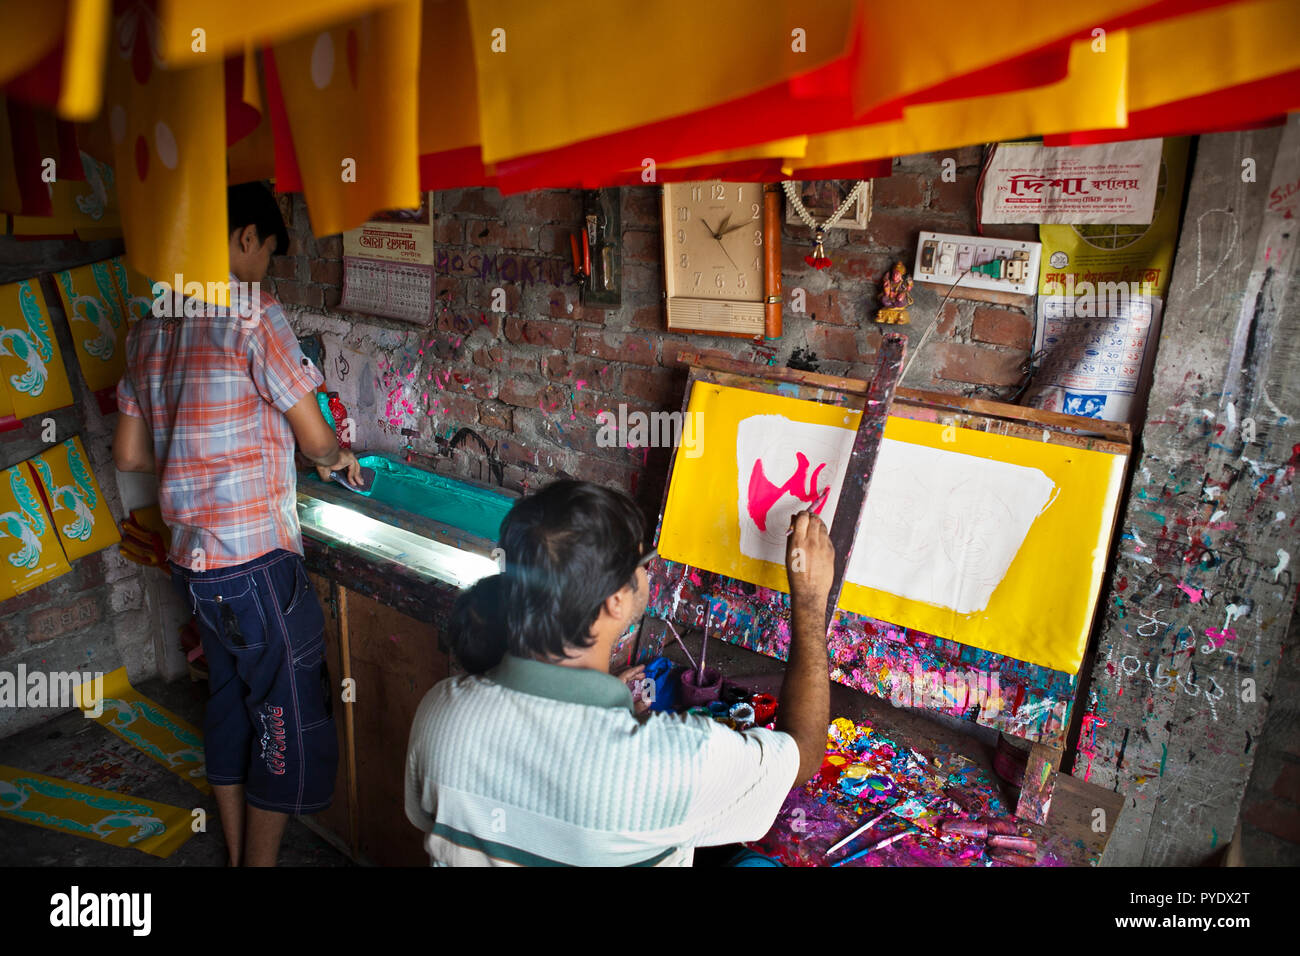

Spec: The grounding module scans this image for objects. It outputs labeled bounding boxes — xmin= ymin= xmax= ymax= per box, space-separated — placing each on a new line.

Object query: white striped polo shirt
xmin=404 ymin=654 xmax=800 ymax=866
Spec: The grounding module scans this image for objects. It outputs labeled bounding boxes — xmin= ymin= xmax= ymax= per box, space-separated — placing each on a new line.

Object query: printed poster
xmin=658 ymin=383 xmax=1126 ymax=673
xmin=28 ymin=436 xmax=121 ymax=563
xmin=341 ymin=192 xmax=434 ymax=324
xmin=54 ymin=260 xmax=130 ymax=397
xmin=1038 ymin=138 xmax=1190 ymax=299
xmin=0 ymin=462 xmax=72 ymax=595
xmin=0 ymin=279 xmax=75 ymax=420
xmin=981 ymin=138 xmax=1163 ymax=225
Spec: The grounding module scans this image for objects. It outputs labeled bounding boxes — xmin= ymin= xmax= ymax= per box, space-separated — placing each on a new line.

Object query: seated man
xmin=404 ymin=480 xmax=833 ymax=866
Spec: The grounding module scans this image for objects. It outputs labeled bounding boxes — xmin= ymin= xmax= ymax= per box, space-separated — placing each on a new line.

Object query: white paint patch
xmin=1210 ymin=510 xmax=1227 ymax=523
xmin=1225 ymin=401 xmax=1237 ymax=432
xmin=153 ymin=121 xmax=178 ymax=169
xmin=310 ymin=32 xmax=335 ymax=90
xmin=1273 ymin=549 xmax=1290 ymax=582
xmin=1240 ymin=455 xmax=1263 ymax=476
xmin=1131 ymin=528 xmax=1148 ymax=549
xmin=1129 ymin=553 xmax=1154 ymax=564
xmin=1276 ymin=511 xmax=1286 ymax=522
xmin=846 ymin=441 xmax=1056 ymax=614
xmin=1200 ymin=408 xmax=1216 ymax=421
xmin=1141 ymin=465 xmax=1152 ymax=484
xmin=1223 ymin=603 xmax=1251 ymax=631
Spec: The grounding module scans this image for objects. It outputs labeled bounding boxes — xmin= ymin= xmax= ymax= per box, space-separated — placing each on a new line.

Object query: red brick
xmin=575 ymin=329 xmax=657 ymax=366
xmin=468 ymin=221 xmax=536 ymax=250
xmin=268 ymin=256 xmax=299 ymax=280
xmin=316 ymin=235 xmax=343 ymax=259
xmin=499 ymin=377 xmax=569 ymax=412
xmin=1243 ymin=799 xmax=1300 ymax=844
xmin=872 ymin=173 xmax=926 ymax=208
xmin=630 ymin=305 xmax=665 ymax=330
xmin=829 ymin=251 xmax=895 ymax=284
xmin=543 ymin=353 xmax=615 ymax=390
xmin=437 ymin=368 xmax=496 ymax=401
xmin=429 ymin=392 xmax=479 ymax=423
xmin=573 ymin=454 xmax=638 ymax=494
xmin=620 ymin=366 xmax=681 ymax=406
xmin=864 ymin=211 xmax=924 ymax=253
xmin=478 ymin=401 xmax=514 ymax=431
xmin=272 ymin=279 xmax=323 ymax=308
xmin=624 ymin=188 xmax=661 ymax=224
xmin=622 ymin=230 xmax=662 ymax=265
xmin=505 ymin=317 xmax=573 ymax=349
xmin=806 ymin=324 xmax=865 ymax=363
xmin=450 ymin=189 xmax=502 ymax=218
xmin=310 ymin=259 xmax=343 ymax=286
xmin=972 ymin=307 xmax=1032 ymax=349
xmin=523 ymin=191 xmax=582 ymax=223
xmin=28 ymin=596 xmax=101 ymax=643
xmin=796 ymin=288 xmax=852 ymax=326
xmin=927 ymin=170 xmax=978 ymax=216
xmin=545 ymin=290 xmax=607 ymax=324
xmin=470 ymin=283 xmax=522 ymax=313
xmin=473 ymin=346 xmax=535 ymax=374
xmin=432 ymin=216 xmax=463 ymax=245
xmin=936 ymin=300 xmax=961 ymax=338
xmin=932 ymin=343 xmax=1028 ymax=387
xmin=1273 ymin=763 xmax=1300 ymax=803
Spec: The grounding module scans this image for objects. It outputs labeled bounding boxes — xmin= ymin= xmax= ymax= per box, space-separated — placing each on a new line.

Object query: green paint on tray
xmin=1159 ymin=743 xmax=1167 ymax=776
xmin=1211 ymin=827 xmax=1218 ymax=848
xmin=359 ymin=456 xmax=512 ymax=541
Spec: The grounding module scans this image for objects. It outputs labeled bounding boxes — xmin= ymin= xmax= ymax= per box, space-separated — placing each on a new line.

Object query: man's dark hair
xmin=446 ymin=481 xmax=646 ymax=673
xmin=227 ymin=181 xmax=289 ymax=256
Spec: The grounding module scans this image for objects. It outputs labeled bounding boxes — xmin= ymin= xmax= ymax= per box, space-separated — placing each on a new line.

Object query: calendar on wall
xmin=340 ymin=193 xmax=434 ymax=324
xmin=1026 ymin=295 xmax=1163 ymax=424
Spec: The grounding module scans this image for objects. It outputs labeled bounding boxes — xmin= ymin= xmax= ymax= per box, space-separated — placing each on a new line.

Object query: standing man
xmin=113 ymin=182 xmax=361 ymax=866
xmin=405 ymin=480 xmax=833 ymax=865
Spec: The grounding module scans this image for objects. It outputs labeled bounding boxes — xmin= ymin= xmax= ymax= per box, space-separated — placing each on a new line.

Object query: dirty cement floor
xmin=0 ymin=674 xmax=352 ymax=867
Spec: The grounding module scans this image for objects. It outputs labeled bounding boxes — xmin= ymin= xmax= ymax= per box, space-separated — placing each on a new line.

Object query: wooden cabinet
xmin=309 ymin=572 xmax=450 ymax=866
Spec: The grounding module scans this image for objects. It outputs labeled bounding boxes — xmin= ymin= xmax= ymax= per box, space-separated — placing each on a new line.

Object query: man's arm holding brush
xmin=776 ymin=510 xmax=834 ymax=784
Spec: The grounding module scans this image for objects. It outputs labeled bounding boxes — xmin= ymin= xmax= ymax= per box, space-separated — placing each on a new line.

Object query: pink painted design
xmin=1177 ymin=582 xmax=1203 ymax=603
xmin=747 ymin=452 xmax=830 ymax=531
xmin=1204 ymin=627 xmax=1237 ymax=648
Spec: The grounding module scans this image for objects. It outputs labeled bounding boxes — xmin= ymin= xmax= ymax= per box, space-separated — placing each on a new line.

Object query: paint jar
xmin=720 ymin=682 xmax=751 ymax=706
xmin=679 ymin=666 xmax=722 ymax=708
xmin=729 ymin=702 xmax=756 ymax=729
xmin=752 ymin=693 xmax=777 ymax=724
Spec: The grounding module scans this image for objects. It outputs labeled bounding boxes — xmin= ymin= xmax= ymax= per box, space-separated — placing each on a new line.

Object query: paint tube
xmin=989 ymin=848 xmax=1037 ymax=867
xmin=982 ymin=818 xmax=1019 ymax=835
xmin=940 ymin=819 xmax=988 ymax=839
xmin=988 ymin=834 xmax=1038 ymax=852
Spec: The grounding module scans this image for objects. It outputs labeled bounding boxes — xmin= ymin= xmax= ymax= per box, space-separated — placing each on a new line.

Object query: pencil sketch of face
xmin=735 ymin=414 xmax=855 ymax=566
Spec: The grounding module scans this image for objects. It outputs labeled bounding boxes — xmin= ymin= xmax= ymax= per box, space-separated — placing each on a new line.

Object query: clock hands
xmin=695 ymin=213 xmax=740 ymax=271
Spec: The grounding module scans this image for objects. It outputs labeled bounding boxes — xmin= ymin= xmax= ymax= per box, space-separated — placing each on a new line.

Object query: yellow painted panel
xmin=29 ymin=436 xmax=122 ymax=562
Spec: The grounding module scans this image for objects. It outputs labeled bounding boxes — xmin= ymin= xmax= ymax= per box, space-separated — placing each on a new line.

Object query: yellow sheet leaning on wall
xmin=658 ymin=383 xmax=1126 ymax=674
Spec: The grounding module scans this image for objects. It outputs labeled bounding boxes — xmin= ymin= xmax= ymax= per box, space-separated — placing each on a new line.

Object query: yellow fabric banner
xmin=0 ymin=764 xmax=195 ymax=859
xmin=271 ymin=0 xmax=421 ymax=235
xmin=106 ymin=4 xmax=229 ymax=300
xmin=29 ymin=436 xmax=122 ymax=563
xmin=0 ymin=279 xmax=75 ymax=420
xmin=75 ymin=667 xmax=210 ymax=794
xmin=468 ymin=0 xmax=856 ymax=164
xmin=796 ymin=36 xmax=1127 ymax=170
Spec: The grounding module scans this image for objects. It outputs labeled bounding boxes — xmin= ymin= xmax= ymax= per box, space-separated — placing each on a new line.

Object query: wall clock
xmin=661 ymin=181 xmax=782 ymax=338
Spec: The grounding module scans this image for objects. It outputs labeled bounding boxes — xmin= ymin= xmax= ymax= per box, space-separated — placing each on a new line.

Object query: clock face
xmin=663 ymin=181 xmax=766 ymax=303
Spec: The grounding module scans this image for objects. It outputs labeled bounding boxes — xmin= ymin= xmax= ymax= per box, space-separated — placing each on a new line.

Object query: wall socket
xmin=913 ymin=230 xmax=1041 ymax=297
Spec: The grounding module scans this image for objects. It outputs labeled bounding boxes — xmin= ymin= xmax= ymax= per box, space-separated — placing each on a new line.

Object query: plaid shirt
xmin=116 ymin=279 xmax=323 ymax=570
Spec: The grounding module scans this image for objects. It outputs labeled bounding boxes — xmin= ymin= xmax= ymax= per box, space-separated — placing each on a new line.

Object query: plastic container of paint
xmin=679 ymin=666 xmax=722 ymax=708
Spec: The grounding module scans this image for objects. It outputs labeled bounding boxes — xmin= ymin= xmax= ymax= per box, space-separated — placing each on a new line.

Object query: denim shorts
xmin=171 ymin=549 xmax=338 ymax=814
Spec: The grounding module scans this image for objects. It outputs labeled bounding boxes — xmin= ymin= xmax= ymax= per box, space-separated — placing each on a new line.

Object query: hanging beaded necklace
xmin=782 ymin=180 xmax=870 ymax=270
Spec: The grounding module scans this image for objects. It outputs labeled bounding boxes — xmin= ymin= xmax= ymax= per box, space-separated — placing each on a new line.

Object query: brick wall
xmin=0 ymin=236 xmax=177 ymax=738
xmin=276 ymin=147 xmax=1036 ymax=515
